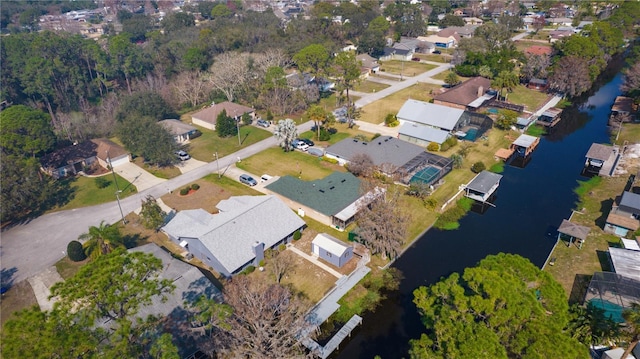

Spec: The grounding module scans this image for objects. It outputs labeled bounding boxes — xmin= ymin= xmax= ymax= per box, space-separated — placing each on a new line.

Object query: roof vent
xmin=330 ymin=186 xmax=335 ymax=190
xmin=341 ymin=179 xmax=346 ymax=183
xmin=378 ymin=142 xmax=382 ymax=145
xmin=319 ymin=189 xmax=325 ymax=193
xmin=363 ymin=143 xmax=367 ymax=145
xmin=353 ymin=139 xmax=358 ymax=142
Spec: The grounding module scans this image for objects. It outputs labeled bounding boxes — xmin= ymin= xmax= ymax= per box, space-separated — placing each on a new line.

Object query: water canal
xmin=336 ymin=71 xmax=625 ymax=359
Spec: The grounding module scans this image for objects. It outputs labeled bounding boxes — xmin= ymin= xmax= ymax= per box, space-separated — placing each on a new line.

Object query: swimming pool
xmin=463 ymin=127 xmax=479 ymax=141
xmin=410 ymin=166 xmax=440 ymax=185
xmin=588 ymin=298 xmax=626 ymax=323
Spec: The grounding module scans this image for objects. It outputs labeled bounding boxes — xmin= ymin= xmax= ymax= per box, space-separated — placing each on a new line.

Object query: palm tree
xmin=621 ymin=302 xmax=640 ymax=359
xmin=492 ymin=70 xmax=519 ymax=101
xmin=80 ymin=221 xmax=123 ymax=259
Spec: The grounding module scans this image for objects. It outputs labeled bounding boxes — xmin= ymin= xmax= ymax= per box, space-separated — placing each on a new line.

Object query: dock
xmin=536 ymin=107 xmax=563 ymax=127
xmin=302 ymin=315 xmax=363 ymax=359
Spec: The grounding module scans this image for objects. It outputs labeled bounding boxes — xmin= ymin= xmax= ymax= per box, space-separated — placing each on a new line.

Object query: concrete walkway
xmin=27 ymin=266 xmax=63 ymax=312
xmin=115 ymin=162 xmax=167 ymax=191
xmin=287 ymin=244 xmax=343 ymax=279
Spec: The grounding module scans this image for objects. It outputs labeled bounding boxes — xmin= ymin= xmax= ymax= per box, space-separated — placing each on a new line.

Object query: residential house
xmin=265 ymin=172 xmax=383 ymax=230
xmin=380 ymin=37 xmax=420 ymax=61
xmin=464 ymin=170 xmax=503 ymax=204
xmin=432 ymin=76 xmax=493 ymax=111
xmin=356 ymin=54 xmax=380 ymax=77
xmin=161 ymin=195 xmax=306 ymax=277
xmin=325 ymin=135 xmax=425 ymax=172
xmin=549 ymin=29 xmax=574 ymax=43
xmin=191 ymin=102 xmax=256 ymax=130
xmin=311 ymin=233 xmax=353 ymax=268
xmin=159 ymin=119 xmax=199 ymax=144
xmin=463 ymin=17 xmax=484 ymax=25
xmin=608 ymin=247 xmax=640 ymax=282
xmin=397 ymin=100 xmax=463 ymax=146
xmin=527 ymin=78 xmax=549 ymax=91
xmin=605 ymin=191 xmax=640 ymax=237
xmin=437 ymin=25 xmax=477 ymax=39
xmin=417 ymin=34 xmax=458 ymax=49
xmin=40 ymin=138 xmax=130 ymax=179
xmin=548 ymin=17 xmax=573 ymax=26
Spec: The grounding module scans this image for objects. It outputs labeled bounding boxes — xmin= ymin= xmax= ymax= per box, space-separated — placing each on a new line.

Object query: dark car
xmin=239 ymin=174 xmax=257 ymax=186
xmin=411 ymin=57 xmax=420 ymax=61
xmin=257 ymin=119 xmax=270 ymax=128
xmin=433 ymin=49 xmax=442 ymax=54
xmin=300 ymin=138 xmax=315 ymax=147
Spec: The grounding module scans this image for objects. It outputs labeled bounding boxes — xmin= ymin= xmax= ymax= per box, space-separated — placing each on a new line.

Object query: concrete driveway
xmin=175 ymin=158 xmax=208 ymax=174
xmin=115 ymin=162 xmax=166 ymax=191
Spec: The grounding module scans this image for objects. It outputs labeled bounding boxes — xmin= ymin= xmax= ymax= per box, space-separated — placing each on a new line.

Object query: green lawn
xmin=380 ymin=60 xmax=437 ymax=76
xmin=52 ymin=174 xmax=137 ymax=212
xmin=431 ymin=70 xmax=469 ymax=82
xmin=505 ymin=85 xmax=550 ymax=112
xmin=185 ymin=124 xmax=272 ymax=162
xmin=354 ymin=81 xmax=390 ymax=93
xmin=359 ymin=83 xmax=442 ymax=124
xmin=132 ymin=157 xmax=181 ymax=179
xmin=614 ymin=122 xmax=640 ymax=145
xmin=235 ymin=147 xmax=346 ymax=181
xmin=411 ymin=53 xmax=449 ymax=63
xmin=299 ymin=123 xmax=374 ymax=146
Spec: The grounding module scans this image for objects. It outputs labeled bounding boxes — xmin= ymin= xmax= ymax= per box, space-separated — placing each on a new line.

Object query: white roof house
xmin=399 ymin=123 xmax=450 ymax=145
xmin=396 ymin=100 xmax=465 ymax=131
xmin=162 ymin=195 xmax=305 ymax=276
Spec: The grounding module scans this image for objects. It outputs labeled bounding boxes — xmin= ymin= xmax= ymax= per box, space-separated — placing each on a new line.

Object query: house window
xmin=327 ymin=252 xmax=332 ymax=257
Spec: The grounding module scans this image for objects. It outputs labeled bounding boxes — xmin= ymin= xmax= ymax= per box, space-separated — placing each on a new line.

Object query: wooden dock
xmin=302 ymin=314 xmax=363 ymax=359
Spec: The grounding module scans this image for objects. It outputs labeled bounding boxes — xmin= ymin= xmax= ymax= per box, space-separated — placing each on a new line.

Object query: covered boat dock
xmin=557 ymin=219 xmax=590 ymax=249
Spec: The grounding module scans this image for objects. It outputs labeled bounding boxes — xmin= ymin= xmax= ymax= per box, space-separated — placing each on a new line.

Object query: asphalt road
xmin=1 ymin=121 xmax=313 ymax=284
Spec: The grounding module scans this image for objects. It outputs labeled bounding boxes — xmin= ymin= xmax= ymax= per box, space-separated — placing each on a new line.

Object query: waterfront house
xmin=584 ymin=143 xmax=619 ymax=176
xmin=608 ymin=247 xmax=640 ymax=282
xmin=311 ymin=233 xmax=353 ymax=268
xmin=432 ymin=77 xmax=493 ymax=111
xmin=161 ymin=195 xmax=305 ymax=277
xmin=604 ymin=191 xmax=640 ymax=236
xmin=464 ymin=170 xmax=503 ymax=204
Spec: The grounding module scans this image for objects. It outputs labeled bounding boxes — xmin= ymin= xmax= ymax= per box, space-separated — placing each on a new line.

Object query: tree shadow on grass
xmin=569 ymin=273 xmax=592 ymax=305
xmin=595 ymin=198 xmax=614 ymax=229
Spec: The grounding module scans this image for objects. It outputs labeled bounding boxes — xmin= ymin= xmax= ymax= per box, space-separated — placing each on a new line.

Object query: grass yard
xmin=380 ymin=60 xmax=437 ymax=76
xmin=359 ymin=83 xmax=442 ymax=124
xmin=161 ymin=174 xmax=262 ymax=212
xmin=0 ymin=280 xmax=38 ymax=328
xmin=299 ymin=123 xmax=375 ymax=146
xmin=514 ymin=40 xmax=552 ymax=52
xmin=614 ymin=123 xmax=640 ymax=145
xmin=354 ymin=80 xmax=390 ymax=93
xmin=236 ymin=147 xmax=346 ymax=181
xmin=52 ymin=174 xmax=137 ymax=212
xmin=411 ymin=53 xmax=449 ymax=63
xmin=184 ymin=123 xmax=272 ymax=162
xmin=55 ymin=256 xmax=89 ymax=279
xmin=506 ymin=85 xmax=551 ymax=112
xmin=544 ymin=175 xmax=633 ymax=302
xmin=132 ymin=157 xmax=181 ymax=179
xmin=431 ymin=70 xmax=469 ymax=82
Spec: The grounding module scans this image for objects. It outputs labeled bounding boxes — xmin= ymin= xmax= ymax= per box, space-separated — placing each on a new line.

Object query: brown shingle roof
xmin=606 ymin=213 xmax=640 ymax=231
xmin=558 ymin=219 xmax=591 ymax=241
xmin=191 ymin=102 xmax=255 ymax=126
xmin=91 ymin=138 xmax=128 ymax=162
xmin=433 ymin=77 xmax=491 ymax=107
xmin=585 ymin=143 xmax=614 ymax=162
xmin=40 ymin=138 xmax=127 ymax=169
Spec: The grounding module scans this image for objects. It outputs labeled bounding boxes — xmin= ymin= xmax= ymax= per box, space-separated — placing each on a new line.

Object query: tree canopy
xmin=410 ymin=253 xmax=589 ymax=359
xmin=0 ymin=105 xmax=55 ymax=157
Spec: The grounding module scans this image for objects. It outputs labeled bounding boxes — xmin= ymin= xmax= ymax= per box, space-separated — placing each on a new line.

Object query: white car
xmin=293 ymin=140 xmax=309 ymax=151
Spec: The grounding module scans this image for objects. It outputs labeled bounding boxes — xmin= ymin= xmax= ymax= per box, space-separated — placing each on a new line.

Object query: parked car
xmin=292 ymin=140 xmax=309 ymax=151
xmin=260 ymin=174 xmax=273 ymax=182
xmin=299 ymin=138 xmax=314 ymax=147
xmin=257 ymin=119 xmax=270 ymax=128
xmin=308 ymin=147 xmax=324 ymax=157
xmin=239 ymin=174 xmax=257 ymax=186
xmin=433 ymin=49 xmax=442 ymax=54
xmin=175 ymin=150 xmax=190 ymax=161
xmin=411 ymin=57 xmax=420 ymax=61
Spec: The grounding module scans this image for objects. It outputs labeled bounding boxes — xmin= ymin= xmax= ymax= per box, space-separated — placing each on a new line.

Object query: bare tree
xmin=347 ymin=153 xmax=376 ymax=177
xmin=171 ymin=71 xmax=208 ymax=108
xmin=207 ymin=52 xmax=251 ymax=102
xmin=220 ymin=276 xmax=311 ymax=358
xmin=356 ymin=186 xmax=409 ymax=260
xmin=253 ymin=48 xmax=289 ymax=74
xmin=622 ymin=61 xmax=640 ymax=95
xmin=522 ymin=54 xmax=551 ymax=82
xmin=273 ymin=118 xmax=298 ymax=152
xmin=268 ymin=251 xmax=296 ymax=284
xmin=549 ymin=56 xmax=592 ymax=98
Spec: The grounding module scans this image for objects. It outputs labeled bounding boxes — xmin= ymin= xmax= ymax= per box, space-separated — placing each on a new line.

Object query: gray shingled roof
xmin=620 ymin=191 xmax=640 ymax=213
xmin=158 ymin=119 xmax=197 ymax=136
xmin=325 ymin=136 xmax=425 ymax=169
xmin=396 ymin=99 xmax=464 ymax=130
xmin=162 ymin=195 xmax=305 ymax=274
xmin=466 ymin=170 xmax=503 ymax=194
xmin=265 ymin=172 xmax=361 ymax=216
xmin=585 ymin=143 xmax=615 ymax=162
xmin=558 ymin=219 xmax=590 ymax=241
xmin=129 ymin=243 xmax=220 ymax=319
xmin=399 ymin=123 xmax=450 ymax=144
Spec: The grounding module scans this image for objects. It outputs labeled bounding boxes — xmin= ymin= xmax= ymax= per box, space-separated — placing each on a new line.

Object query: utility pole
xmin=215 ymin=152 xmax=220 ymax=178
xmin=235 ymin=111 xmax=241 ymax=146
xmin=107 ymin=150 xmax=126 ymax=225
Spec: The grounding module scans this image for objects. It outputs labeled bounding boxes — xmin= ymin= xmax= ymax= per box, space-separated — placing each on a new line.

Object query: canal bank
xmin=336 ymin=71 xmax=626 ymax=358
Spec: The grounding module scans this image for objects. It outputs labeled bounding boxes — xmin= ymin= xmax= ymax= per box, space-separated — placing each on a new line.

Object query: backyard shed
xmin=311 ymin=233 xmax=353 ymax=268
xmin=557 ymin=219 xmax=590 ymax=249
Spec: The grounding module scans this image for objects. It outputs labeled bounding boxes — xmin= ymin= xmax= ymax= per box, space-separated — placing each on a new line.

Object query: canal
xmin=336 ymin=71 xmax=625 ymax=359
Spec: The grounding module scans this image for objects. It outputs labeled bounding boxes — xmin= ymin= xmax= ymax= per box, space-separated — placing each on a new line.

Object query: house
xmin=602 ymin=347 xmax=639 ymax=359
xmin=464 ymin=170 xmax=503 ymax=203
xmin=608 ymin=247 xmax=640 ymax=282
xmin=432 ymin=76 xmax=493 ymax=110
xmin=437 ymin=25 xmax=477 ymax=39
xmin=324 ymin=136 xmax=425 ymax=172
xmin=463 ymin=17 xmax=483 ymax=25
xmin=191 ymin=102 xmax=256 ymax=130
xmin=161 ymin=195 xmax=306 ymax=277
xmin=159 ymin=119 xmax=199 ymax=144
xmin=380 ymin=39 xmax=416 ymax=61
xmin=549 ymin=29 xmax=574 ymax=43
xmin=584 ymin=143 xmax=619 ymax=176
xmin=128 ymin=243 xmax=220 ymax=320
xmin=527 ymin=78 xmax=549 ymax=91
xmin=311 ymin=233 xmax=353 ymax=268
xmin=416 ymin=34 xmax=458 ymax=49
xmin=510 ymin=134 xmax=539 ymax=158
xmin=399 ymin=123 xmax=451 ymax=146
xmin=605 ymin=191 xmax=640 ymax=236
xmin=265 ymin=172 xmax=383 ymax=230
xmin=397 ymin=100 xmax=472 ymax=146
xmin=40 ymin=138 xmax=130 ymax=179
xmin=356 ymin=54 xmax=380 ymax=76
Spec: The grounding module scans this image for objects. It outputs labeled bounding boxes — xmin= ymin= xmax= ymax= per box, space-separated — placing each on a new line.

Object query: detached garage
xmin=311 ymin=233 xmax=353 ymax=268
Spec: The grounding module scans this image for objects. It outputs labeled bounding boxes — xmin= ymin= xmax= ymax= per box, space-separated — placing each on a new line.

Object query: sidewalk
xmin=115 ymin=162 xmax=167 ymax=191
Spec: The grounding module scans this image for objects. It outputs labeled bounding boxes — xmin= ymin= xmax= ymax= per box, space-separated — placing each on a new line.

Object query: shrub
xmin=471 ymin=161 xmax=486 ymax=173
xmin=242 ymin=265 xmax=256 ymax=274
xmin=427 ymin=142 xmax=439 ymax=151
xmin=293 ymin=230 xmax=301 ymax=241
xmin=322 ymin=156 xmax=339 ymax=164
xmin=67 ymin=240 xmax=87 ymax=262
xmin=371 ymin=133 xmax=381 ymax=140
xmin=440 ymin=142 xmax=451 ymax=152
xmin=259 ymin=260 xmax=266 ymax=267
xmin=179 ymin=187 xmax=190 ymax=195
xmin=278 ymin=244 xmax=286 ymax=251
xmin=94 ymin=177 xmax=111 ymax=189
xmin=384 ymin=113 xmax=399 ymax=127
xmin=191 ymin=183 xmax=200 ymax=190
xmin=319 ymin=128 xmax=331 ymax=141
xmin=445 ymin=136 xmax=458 ymax=147
xmin=327 ymin=127 xmax=338 ymax=135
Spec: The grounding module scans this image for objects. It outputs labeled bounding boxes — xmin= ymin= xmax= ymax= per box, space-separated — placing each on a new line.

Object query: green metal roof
xmin=266 ymin=172 xmax=361 ymax=216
